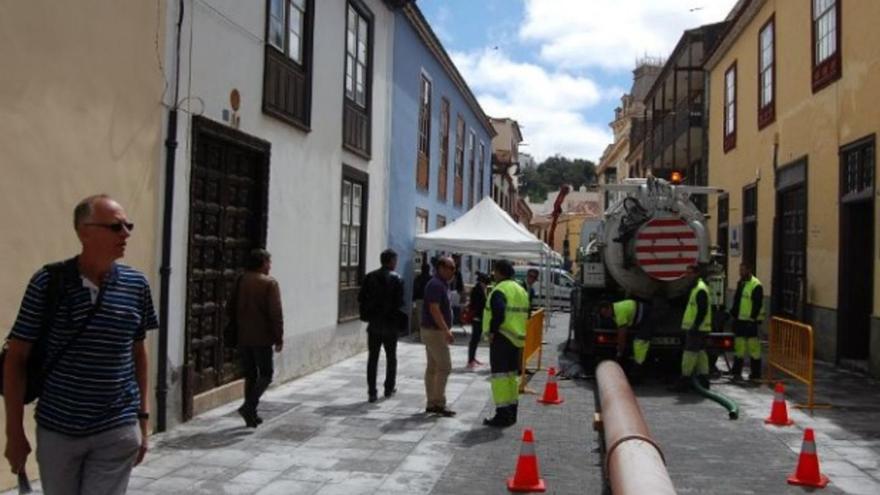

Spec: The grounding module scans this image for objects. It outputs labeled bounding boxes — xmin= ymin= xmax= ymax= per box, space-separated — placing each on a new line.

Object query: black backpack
xmin=0 ymin=260 xmax=72 ymax=404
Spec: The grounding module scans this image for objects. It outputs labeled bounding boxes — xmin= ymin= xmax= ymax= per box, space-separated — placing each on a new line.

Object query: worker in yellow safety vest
xmin=673 ymin=264 xmax=713 ymax=391
xmin=482 ymin=260 xmax=530 ymax=427
xmin=728 ymin=262 xmax=765 ymax=381
xmin=598 ymin=299 xmax=652 ymax=382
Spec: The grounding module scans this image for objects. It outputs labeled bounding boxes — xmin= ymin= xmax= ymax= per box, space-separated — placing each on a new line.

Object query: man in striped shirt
xmin=3 ymin=194 xmax=158 ymax=495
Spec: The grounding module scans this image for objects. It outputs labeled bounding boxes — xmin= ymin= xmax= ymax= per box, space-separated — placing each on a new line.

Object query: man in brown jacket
xmin=235 ymin=249 xmax=284 ymax=427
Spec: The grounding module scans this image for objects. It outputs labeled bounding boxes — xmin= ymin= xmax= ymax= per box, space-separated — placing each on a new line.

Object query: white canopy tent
xmin=414 ymin=197 xmax=563 ymax=324
xmin=414 ymin=197 xmax=561 ymax=263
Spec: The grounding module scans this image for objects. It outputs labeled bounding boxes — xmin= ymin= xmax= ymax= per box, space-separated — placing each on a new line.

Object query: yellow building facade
xmin=706 ymin=0 xmax=880 ymax=375
xmin=0 ymin=0 xmax=166 ymax=488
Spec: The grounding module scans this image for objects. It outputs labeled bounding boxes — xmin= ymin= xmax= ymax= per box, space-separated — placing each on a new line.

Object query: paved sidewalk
xmin=709 ymin=363 xmax=880 ymax=494
xmin=10 ymin=313 xmax=878 ymax=494
xmin=5 ymin=314 xmax=594 ymax=495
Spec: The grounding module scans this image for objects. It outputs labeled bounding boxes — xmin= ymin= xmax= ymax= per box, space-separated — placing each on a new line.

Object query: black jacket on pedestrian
xmin=468 ymin=283 xmax=487 ymax=322
xmin=413 ymin=268 xmax=431 ymax=301
xmin=358 ymin=267 xmax=405 ymax=332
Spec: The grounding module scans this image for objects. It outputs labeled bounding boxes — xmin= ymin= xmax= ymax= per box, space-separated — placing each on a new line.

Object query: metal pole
xmin=596 ymin=361 xmax=676 ymax=495
xmin=156 ymin=0 xmax=186 ymax=433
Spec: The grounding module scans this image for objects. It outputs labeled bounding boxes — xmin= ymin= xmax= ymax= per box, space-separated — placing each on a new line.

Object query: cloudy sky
xmin=419 ymin=0 xmax=739 ymax=163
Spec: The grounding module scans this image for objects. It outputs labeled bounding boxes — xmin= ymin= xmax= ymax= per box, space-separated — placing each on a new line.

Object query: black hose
xmin=691 ymin=376 xmax=739 ymax=420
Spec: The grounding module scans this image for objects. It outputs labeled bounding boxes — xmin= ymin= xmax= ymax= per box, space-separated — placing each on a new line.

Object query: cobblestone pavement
xmin=622 ymin=351 xmax=880 ymax=494
xmin=700 ymin=362 xmax=880 ymax=494
xmin=7 ymin=313 xmax=879 ymax=494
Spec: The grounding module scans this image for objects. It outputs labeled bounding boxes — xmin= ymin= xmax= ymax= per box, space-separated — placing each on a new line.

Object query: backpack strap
xmin=38 ymin=258 xmax=107 ymax=385
xmin=38 ymin=259 xmax=75 ymax=341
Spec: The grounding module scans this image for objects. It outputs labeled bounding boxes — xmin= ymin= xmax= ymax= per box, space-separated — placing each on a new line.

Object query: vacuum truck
xmin=570 ymin=176 xmax=734 ymax=370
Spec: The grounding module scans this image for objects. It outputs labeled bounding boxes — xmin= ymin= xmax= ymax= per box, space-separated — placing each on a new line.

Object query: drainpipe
xmin=156 ymin=0 xmax=185 ymax=433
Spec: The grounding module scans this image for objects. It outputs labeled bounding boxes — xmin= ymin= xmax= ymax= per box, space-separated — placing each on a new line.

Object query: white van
xmin=512 ymin=265 xmax=575 ymax=311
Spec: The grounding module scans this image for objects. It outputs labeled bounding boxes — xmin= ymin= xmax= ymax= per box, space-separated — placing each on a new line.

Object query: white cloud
xmin=430 ymin=5 xmax=454 ymax=45
xmin=520 ymin=0 xmax=738 ymax=70
xmin=452 ymin=49 xmax=612 ymax=162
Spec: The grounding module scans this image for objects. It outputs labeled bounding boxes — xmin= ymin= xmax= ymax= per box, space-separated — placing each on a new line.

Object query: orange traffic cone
xmin=787 ymin=428 xmax=830 ymax=488
xmin=507 ymin=428 xmax=546 ymax=493
xmin=537 ymin=367 xmax=564 ymax=405
xmin=764 ymin=382 xmax=794 ymax=426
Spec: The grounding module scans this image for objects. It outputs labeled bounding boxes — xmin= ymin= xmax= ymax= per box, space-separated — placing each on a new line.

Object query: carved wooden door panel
xmin=185 ymin=117 xmax=269 ymax=410
xmin=777 ymin=186 xmax=805 ymax=318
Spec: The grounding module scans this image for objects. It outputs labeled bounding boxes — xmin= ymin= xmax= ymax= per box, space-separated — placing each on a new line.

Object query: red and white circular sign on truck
xmin=635 ymin=218 xmax=698 ymax=281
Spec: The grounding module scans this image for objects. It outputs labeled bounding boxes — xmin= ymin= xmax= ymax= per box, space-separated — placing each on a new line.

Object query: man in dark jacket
xmin=467 ymin=272 xmax=490 ymax=369
xmin=359 ymin=249 xmax=405 ymax=402
xmin=235 ymin=249 xmax=284 ymax=427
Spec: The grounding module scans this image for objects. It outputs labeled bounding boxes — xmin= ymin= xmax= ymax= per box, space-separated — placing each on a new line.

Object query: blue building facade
xmin=387 ymin=4 xmax=495 ymax=309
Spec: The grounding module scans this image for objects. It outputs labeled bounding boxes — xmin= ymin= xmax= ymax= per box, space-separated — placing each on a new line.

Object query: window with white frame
xmin=478 ymin=142 xmax=486 ymax=200
xmin=759 ymin=20 xmax=774 ymax=108
xmin=263 ymin=0 xmax=313 ymax=128
xmin=417 ymin=75 xmax=432 ymax=190
xmin=812 ymin=0 xmax=841 ymax=91
xmin=723 ymin=62 xmax=737 ymax=152
xmin=758 ymin=17 xmax=775 ymax=128
xmin=814 ymin=0 xmax=837 ymax=65
xmin=339 ymin=166 xmax=368 ymax=320
xmin=268 ymin=0 xmax=308 ymax=64
xmin=467 ymin=130 xmax=476 ymax=208
xmin=340 ymin=180 xmax=362 ymax=274
xmin=345 ymin=4 xmax=369 ymax=108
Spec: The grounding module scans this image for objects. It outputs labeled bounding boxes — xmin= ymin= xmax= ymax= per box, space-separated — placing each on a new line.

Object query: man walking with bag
xmin=4 ymin=194 xmax=158 ymax=495
xmin=358 ymin=249 xmax=404 ymax=403
xmin=233 ymin=249 xmax=284 ymax=427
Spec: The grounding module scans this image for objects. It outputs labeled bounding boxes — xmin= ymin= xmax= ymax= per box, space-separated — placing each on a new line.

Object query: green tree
xmin=518 ymin=154 xmax=597 ymax=202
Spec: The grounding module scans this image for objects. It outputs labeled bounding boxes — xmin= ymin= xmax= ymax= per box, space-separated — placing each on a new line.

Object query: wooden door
xmin=184 ymin=117 xmax=269 ymax=416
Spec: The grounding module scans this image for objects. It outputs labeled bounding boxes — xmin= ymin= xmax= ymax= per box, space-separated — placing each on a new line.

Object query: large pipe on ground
xmin=596 ymin=361 xmax=676 ymax=495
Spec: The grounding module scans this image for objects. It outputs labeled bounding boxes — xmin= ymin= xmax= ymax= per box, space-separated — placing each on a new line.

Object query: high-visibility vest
xmin=682 ymin=279 xmax=713 ymax=332
xmin=482 ymin=280 xmax=530 ymax=348
xmin=613 ymin=300 xmax=637 ymax=328
xmin=737 ymin=276 xmax=766 ymax=322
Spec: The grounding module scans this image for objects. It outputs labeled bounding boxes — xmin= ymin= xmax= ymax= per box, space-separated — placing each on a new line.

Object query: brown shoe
xmin=426 ymin=406 xmax=456 ymax=417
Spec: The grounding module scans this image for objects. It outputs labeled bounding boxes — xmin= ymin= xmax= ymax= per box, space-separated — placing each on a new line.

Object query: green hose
xmin=691 ymin=376 xmax=739 ymax=420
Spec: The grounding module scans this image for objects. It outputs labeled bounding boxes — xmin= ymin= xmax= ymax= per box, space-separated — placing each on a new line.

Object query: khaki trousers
xmin=422 ymin=328 xmax=451 ymax=409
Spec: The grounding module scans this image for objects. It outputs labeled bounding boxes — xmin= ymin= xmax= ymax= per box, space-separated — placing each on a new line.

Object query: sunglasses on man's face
xmin=84 ymin=221 xmax=134 ymax=233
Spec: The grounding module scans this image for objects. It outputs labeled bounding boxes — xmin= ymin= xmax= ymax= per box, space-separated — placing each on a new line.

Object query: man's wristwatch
xmin=137 ymin=411 xmax=150 ymax=420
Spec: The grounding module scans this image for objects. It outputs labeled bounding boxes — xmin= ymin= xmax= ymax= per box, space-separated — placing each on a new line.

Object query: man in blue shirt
xmin=4 ymin=195 xmax=158 ymax=495
xmin=420 ymin=256 xmax=456 ymax=417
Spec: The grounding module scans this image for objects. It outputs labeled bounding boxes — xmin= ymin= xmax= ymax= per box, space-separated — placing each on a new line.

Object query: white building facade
xmin=161 ymin=0 xmax=396 ymax=425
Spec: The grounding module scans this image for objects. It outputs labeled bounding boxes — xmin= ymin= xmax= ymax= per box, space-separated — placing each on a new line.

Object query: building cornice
xmin=403 ymin=4 xmax=497 ymax=138
xmin=705 ymin=0 xmax=766 ymax=71
xmin=597 ymin=135 xmax=630 ymax=175
xmin=645 ymin=21 xmax=728 ymax=100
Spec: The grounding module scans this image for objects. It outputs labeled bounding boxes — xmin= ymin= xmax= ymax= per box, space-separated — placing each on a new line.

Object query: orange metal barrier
xmin=520 ymin=309 xmax=545 ymax=393
xmin=766 ymin=317 xmax=831 ymax=410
